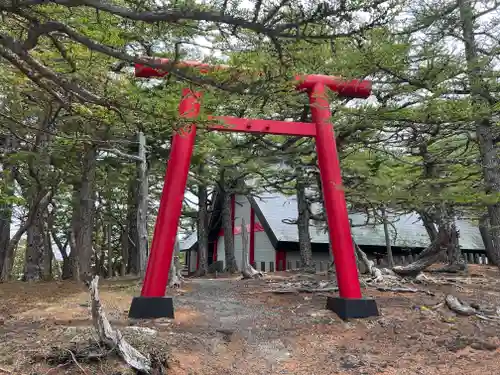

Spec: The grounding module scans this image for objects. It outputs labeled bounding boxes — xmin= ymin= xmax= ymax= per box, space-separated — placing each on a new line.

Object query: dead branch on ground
xmin=354 ymin=241 xmax=398 ymax=282
xmin=168 ymin=238 xmax=183 ymax=288
xmin=240 ymin=217 xmax=263 ymax=280
xmin=89 ymin=276 xmax=153 ymax=373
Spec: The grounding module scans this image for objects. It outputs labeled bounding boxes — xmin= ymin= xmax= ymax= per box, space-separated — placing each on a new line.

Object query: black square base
xmin=326 ymin=297 xmax=379 ymax=320
xmin=128 ymin=296 xmax=175 ymax=319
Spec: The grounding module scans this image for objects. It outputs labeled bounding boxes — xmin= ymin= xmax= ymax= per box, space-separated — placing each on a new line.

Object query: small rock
xmin=340 ymin=354 xmax=363 ymax=369
xmin=470 ymin=340 xmax=498 ymax=351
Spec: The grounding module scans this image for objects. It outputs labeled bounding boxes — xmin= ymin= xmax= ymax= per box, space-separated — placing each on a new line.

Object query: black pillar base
xmin=128 ymin=296 xmax=175 ymax=319
xmin=326 ymin=297 xmax=379 ymax=320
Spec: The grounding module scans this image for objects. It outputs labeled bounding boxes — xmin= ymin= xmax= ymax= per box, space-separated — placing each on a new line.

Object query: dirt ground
xmin=1 ymin=265 xmax=500 ymax=375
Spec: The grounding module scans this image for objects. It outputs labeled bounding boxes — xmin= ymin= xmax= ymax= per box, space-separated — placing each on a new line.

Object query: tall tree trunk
xmin=24 ymin=193 xmax=51 ymax=281
xmin=69 ymin=187 xmax=80 ymax=281
xmin=120 ymin=225 xmax=128 ymax=276
xmin=0 ymin=208 xmax=11 ymax=278
xmin=1 ymin=190 xmax=53 ymax=280
xmin=394 ymin=205 xmax=463 ymax=275
xmin=419 ymin=210 xmax=438 ymax=243
xmin=222 ymin=190 xmax=237 ymax=273
xmin=136 ymin=131 xmax=149 ymax=278
xmin=381 ymin=207 xmax=394 ymax=267
xmin=54 ymin=234 xmax=72 ymax=280
xmin=0 ymin=134 xmax=14 ymax=277
xmin=168 ymin=238 xmax=182 ymax=288
xmin=72 ymin=143 xmax=98 ymax=281
xmin=296 ymin=179 xmax=314 ymax=272
xmin=196 ymin=166 xmax=209 ymax=276
xmin=23 ymin=104 xmax=61 ymax=281
xmin=458 ymin=0 xmax=500 ymax=266
xmin=445 ymin=220 xmax=466 ymax=271
xmin=479 ymin=214 xmax=498 ymax=265
xmin=107 ymin=222 xmax=113 ymax=278
xmin=42 ymin=219 xmax=53 ymax=280
xmin=126 ymin=174 xmax=139 ymax=274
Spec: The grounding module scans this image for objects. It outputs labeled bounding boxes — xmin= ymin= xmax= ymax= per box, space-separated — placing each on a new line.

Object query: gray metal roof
xmin=179 ymin=192 xmax=485 ymax=251
xmin=254 ymin=192 xmax=485 ymax=250
xmin=179 ymin=232 xmax=197 ymax=251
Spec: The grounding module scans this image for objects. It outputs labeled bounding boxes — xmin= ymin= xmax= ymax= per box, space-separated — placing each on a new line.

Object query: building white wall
xmin=234 ymin=194 xmax=252 ymax=270
xmin=234 ymin=194 xmax=252 ymax=228
xmin=286 ymin=251 xmax=331 ymax=272
xmin=188 ymin=249 xmax=197 ymax=272
xmin=216 ymin=194 xmax=257 ymax=270
xmin=254 ymin=214 xmax=276 ymax=271
xmin=217 ymin=235 xmax=225 ymax=265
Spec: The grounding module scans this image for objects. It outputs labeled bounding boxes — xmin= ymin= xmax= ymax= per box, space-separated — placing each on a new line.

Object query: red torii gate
xmin=128 ymin=59 xmax=379 ymax=320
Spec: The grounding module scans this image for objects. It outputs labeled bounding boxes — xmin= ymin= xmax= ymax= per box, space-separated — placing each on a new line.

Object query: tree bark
xmin=136 ymin=131 xmax=148 ymax=278
xmin=196 ymin=173 xmax=209 ymax=277
xmin=0 ymin=208 xmax=11 ymax=279
xmin=419 ymin=210 xmax=438 ymax=243
xmin=120 ymin=225 xmax=128 ymax=276
xmin=107 ymin=222 xmax=113 ymax=278
xmin=72 ymin=143 xmax=98 ymax=281
xmin=168 ymin=238 xmax=182 ymax=288
xmin=42 ymin=218 xmax=53 ymax=280
xmin=222 ymin=190 xmax=238 ymax=273
xmin=53 ymin=232 xmax=71 ymax=280
xmin=296 ymin=179 xmax=314 ymax=272
xmin=394 ymin=206 xmax=464 ymax=275
xmin=69 ymin=190 xmax=80 ymax=281
xmin=0 ymin=134 xmax=14 ymax=278
xmin=444 ymin=220 xmax=467 ymax=272
xmin=24 ymin=202 xmax=48 ymax=281
xmin=23 ymin=105 xmax=58 ymax=281
xmin=479 ymin=214 xmax=497 ymax=265
xmin=458 ymin=0 xmax=500 ymax=266
xmin=381 ymin=207 xmax=394 ymax=267
xmin=126 ymin=173 xmax=139 ymax=274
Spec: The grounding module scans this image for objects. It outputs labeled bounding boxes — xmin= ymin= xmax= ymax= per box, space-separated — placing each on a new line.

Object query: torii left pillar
xmin=129 ymin=88 xmax=201 ymax=319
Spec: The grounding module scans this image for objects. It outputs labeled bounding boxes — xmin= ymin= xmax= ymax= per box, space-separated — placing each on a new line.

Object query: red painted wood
xmin=309 ymin=83 xmax=362 ymax=298
xmin=136 ymin=58 xmax=368 ymax=304
xmin=141 ymin=88 xmax=200 ymax=297
xmin=218 ymin=222 xmax=264 ymax=236
xmin=231 ymin=194 xmax=235 ymax=239
xmin=275 ymin=249 xmax=286 ymax=271
xmin=207 ymin=116 xmax=316 ymax=137
xmin=250 ymin=208 xmax=255 ymax=266
xmin=134 ymin=60 xmax=371 ymax=98
xmin=213 ymin=240 xmax=218 ymax=262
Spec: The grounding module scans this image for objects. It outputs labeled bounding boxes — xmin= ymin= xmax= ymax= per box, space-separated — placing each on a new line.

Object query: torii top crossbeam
xmin=135 ymin=58 xmax=371 ymax=98
xmin=127 ymin=58 xmax=379 ymax=321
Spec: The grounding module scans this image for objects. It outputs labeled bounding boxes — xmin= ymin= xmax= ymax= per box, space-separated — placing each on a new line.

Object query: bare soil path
xmin=1 ymin=267 xmax=500 ymax=374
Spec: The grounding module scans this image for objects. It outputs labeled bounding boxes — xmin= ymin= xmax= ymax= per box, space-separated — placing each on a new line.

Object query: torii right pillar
xmin=298 ymin=75 xmax=379 ymax=319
